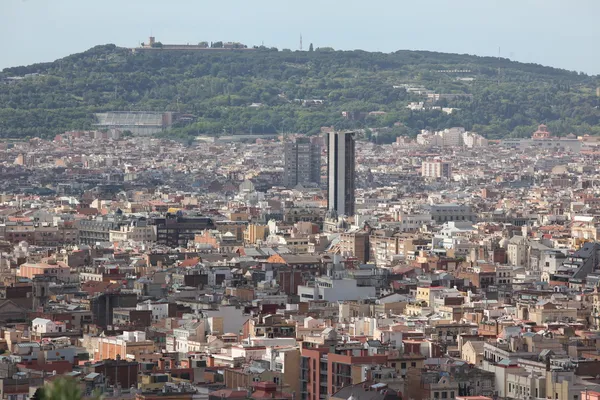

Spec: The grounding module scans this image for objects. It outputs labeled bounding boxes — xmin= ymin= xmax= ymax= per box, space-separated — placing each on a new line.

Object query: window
xmin=411 ymin=362 xmax=417 ymax=367
xmin=450 ymin=392 xmax=455 ymax=398
xmin=442 ymin=392 xmax=447 ymax=399
xmin=401 ymin=363 xmax=406 ymax=369
xmin=434 ymin=393 xmax=439 ymax=399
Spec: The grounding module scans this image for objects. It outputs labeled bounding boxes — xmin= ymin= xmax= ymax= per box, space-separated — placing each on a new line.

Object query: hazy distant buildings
xmin=135 ymin=36 xmax=251 ymax=52
xmin=417 ymin=127 xmax=488 ymax=148
xmin=327 ymin=131 xmax=356 ymax=216
xmin=500 ymin=124 xmax=582 ymax=153
xmin=94 ymin=112 xmax=176 ymax=136
xmin=428 ymin=203 xmax=476 ymax=224
xmin=284 ymin=138 xmax=321 ymax=188
xmin=422 ymin=160 xmax=452 ymax=179
xmin=14 ymin=153 xmax=35 ymax=167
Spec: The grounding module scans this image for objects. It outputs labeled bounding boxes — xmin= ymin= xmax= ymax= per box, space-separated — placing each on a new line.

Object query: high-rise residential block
xmin=327 ymin=131 xmax=356 ymax=216
xmin=284 ymin=138 xmax=321 ymax=188
xmin=422 ymin=160 xmax=452 ymax=179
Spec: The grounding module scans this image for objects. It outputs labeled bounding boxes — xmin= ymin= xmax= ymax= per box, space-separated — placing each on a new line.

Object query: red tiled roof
xmin=81 ymin=281 xmax=120 ymax=295
xmin=179 ymin=257 xmax=200 ymax=267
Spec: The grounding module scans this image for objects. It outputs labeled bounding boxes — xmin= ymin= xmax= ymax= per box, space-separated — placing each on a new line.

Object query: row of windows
xmin=508 ymin=383 xmax=539 ymax=398
xmin=301 ymin=293 xmax=324 ymax=299
xmin=433 ymin=391 xmax=455 ymax=399
xmin=391 ymin=361 xmax=417 ymax=369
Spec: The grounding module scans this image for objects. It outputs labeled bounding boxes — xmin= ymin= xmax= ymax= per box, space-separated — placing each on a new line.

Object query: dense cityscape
xmin=0 ymin=0 xmax=600 ymax=394
xmin=0 ymin=120 xmax=599 ymax=400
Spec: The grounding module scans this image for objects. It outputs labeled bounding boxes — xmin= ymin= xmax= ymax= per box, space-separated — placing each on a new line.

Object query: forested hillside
xmin=0 ymin=44 xmax=598 ymax=140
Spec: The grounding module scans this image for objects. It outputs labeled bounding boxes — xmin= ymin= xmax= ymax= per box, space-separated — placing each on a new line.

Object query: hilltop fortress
xmin=132 ymin=36 xmax=253 ymax=52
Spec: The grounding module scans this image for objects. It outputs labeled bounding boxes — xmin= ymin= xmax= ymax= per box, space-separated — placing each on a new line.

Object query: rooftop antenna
xmin=300 ymin=34 xmax=303 ymax=51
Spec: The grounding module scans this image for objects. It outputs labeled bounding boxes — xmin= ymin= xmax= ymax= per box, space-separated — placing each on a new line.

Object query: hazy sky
xmin=1 ymin=0 xmax=598 ymax=74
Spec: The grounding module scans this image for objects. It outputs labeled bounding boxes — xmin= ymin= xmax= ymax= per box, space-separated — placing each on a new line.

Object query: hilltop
xmin=0 ymin=44 xmax=598 ymax=140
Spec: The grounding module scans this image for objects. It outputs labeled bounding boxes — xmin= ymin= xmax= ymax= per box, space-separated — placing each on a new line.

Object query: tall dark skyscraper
xmin=327 ymin=131 xmax=356 ymax=216
xmin=284 ymin=137 xmax=321 ymax=188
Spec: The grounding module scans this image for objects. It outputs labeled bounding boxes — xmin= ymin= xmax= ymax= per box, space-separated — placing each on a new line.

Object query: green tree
xmin=0 ymin=44 xmax=598 ymax=139
xmin=35 ymin=377 xmax=96 ymax=400
xmin=31 ymin=388 xmax=44 ymax=400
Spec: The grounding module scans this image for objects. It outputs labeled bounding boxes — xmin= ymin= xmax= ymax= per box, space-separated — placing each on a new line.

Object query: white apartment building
xmin=136 ymin=300 xmax=169 ymax=321
xmin=439 ymin=127 xmax=465 ymax=146
xmin=392 ymin=211 xmax=432 ymax=231
xmin=429 ymin=203 xmax=475 ymax=223
xmin=32 ymin=318 xmax=64 ymax=334
xmin=422 ymin=160 xmax=452 ymax=179
xmin=417 ymin=127 xmax=487 ymax=148
xmin=109 ymin=220 xmax=156 ymax=243
xmin=297 ymin=275 xmax=376 ymax=303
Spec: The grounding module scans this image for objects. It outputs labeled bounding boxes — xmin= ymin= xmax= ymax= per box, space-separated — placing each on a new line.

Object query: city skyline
xmin=1 ymin=0 xmax=600 ymax=397
xmin=0 ymin=122 xmax=599 ymax=399
xmin=2 ymin=0 xmax=600 ymax=74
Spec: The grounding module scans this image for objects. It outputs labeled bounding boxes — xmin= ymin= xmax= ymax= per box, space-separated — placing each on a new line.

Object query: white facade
xmin=500 ymin=138 xmax=582 ymax=153
xmin=540 ymin=250 xmax=568 ymax=282
xmin=507 ymin=237 xmax=528 ymax=267
xmin=432 ymin=222 xmax=475 ymax=252
xmin=31 ymin=318 xmax=61 ymax=334
xmin=109 ymin=224 xmax=156 ymax=243
xmin=417 ymin=128 xmax=487 ymax=148
xmin=422 ymin=161 xmax=452 ymax=179
xmin=463 ymin=132 xmax=488 ymax=148
xmin=439 ymin=127 xmax=464 ymax=146
xmin=391 ymin=210 xmax=432 ymax=231
xmin=204 ymin=306 xmax=251 ymax=335
xmin=429 ymin=203 xmax=475 ymax=223
xmin=297 ymin=276 xmax=376 ymax=303
xmin=136 ymin=301 xmax=169 ymax=321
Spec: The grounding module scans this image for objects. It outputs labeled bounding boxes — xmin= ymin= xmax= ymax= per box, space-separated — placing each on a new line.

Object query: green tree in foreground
xmin=31 ymin=388 xmax=44 ymax=400
xmin=34 ymin=377 xmax=100 ymax=400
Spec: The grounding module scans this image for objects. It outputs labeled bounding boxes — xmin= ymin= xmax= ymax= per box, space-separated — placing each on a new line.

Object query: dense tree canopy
xmin=0 ymin=44 xmax=598 ymax=139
